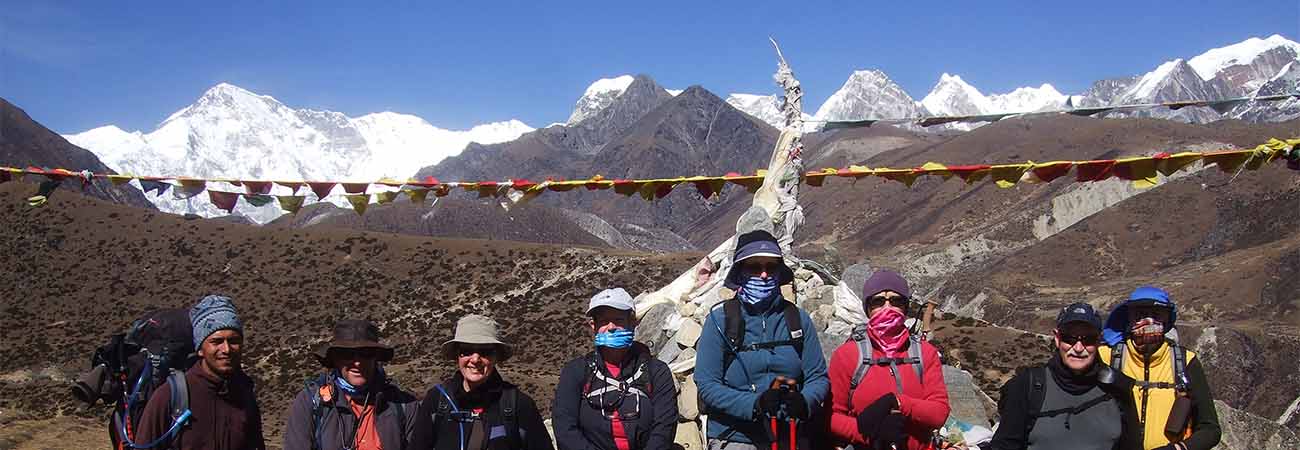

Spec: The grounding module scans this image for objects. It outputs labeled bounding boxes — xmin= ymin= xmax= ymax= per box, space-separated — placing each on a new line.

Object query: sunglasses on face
xmin=458 ymin=346 xmax=497 ymax=358
xmin=1059 ymin=334 xmax=1100 ymax=346
xmin=332 ymin=348 xmax=381 ymax=360
xmin=866 ymin=295 xmax=909 ymax=311
xmin=741 ymin=262 xmax=783 ymax=274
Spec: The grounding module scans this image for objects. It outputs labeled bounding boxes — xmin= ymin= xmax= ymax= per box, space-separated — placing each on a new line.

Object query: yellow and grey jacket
xmin=1098 ymin=340 xmax=1220 ymax=450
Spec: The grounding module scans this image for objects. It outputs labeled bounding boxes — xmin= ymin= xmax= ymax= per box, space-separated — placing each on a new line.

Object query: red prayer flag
xmin=208 ymin=190 xmax=239 ymax=213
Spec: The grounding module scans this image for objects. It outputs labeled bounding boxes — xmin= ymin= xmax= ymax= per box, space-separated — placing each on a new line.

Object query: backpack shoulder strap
xmin=500 ymin=387 xmax=520 ymax=445
xmin=721 ymin=299 xmax=743 ymax=374
xmin=781 ymin=301 xmax=805 ymax=358
xmin=1112 ymin=342 xmax=1126 ymax=372
xmin=166 ymin=369 xmax=190 ymax=446
xmin=1024 ymin=366 xmax=1047 ymax=434
xmin=304 ymin=375 xmax=332 ymax=450
xmin=847 ymin=326 xmax=873 ymax=412
xmin=908 ymin=335 xmax=925 ymax=385
xmin=1170 ymin=340 xmax=1188 ymax=391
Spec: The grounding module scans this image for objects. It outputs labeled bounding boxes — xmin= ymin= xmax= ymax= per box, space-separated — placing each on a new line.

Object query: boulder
xmin=942 ymin=366 xmax=996 ymax=427
xmin=676 ymin=319 xmax=703 ymax=348
xmin=678 ymin=375 xmax=701 ymax=420
xmin=840 ymin=263 xmax=874 ymax=297
xmin=675 ymin=420 xmax=705 ymax=450
xmin=636 ymin=303 xmax=676 ymax=354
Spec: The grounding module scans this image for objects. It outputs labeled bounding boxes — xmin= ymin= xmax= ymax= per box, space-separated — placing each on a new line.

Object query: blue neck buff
xmin=739 ymin=276 xmax=779 ymax=308
xmin=594 ymin=329 xmax=635 ymax=349
xmin=333 ymin=367 xmax=384 ymax=397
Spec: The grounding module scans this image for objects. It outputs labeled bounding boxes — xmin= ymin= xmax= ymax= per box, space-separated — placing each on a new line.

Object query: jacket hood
xmin=1102 ymin=286 xmax=1178 ymax=346
xmin=723 ymin=230 xmax=795 ymax=291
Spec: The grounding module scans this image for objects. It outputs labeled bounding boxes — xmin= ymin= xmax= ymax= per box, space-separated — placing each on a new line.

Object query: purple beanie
xmin=862 ymin=270 xmax=911 ymax=299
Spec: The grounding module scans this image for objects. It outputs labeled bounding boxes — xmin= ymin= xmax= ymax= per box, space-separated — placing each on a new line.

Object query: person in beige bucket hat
xmin=411 ymin=314 xmax=553 ymax=450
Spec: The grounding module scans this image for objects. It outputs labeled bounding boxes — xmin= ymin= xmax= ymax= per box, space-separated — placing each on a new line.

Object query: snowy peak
xmin=813 ymin=69 xmax=922 ymax=123
xmin=1120 ymin=58 xmax=1233 ymax=105
xmin=726 ymin=93 xmax=783 ymax=127
xmin=66 ymin=82 xmax=532 ymax=224
xmin=567 ymin=75 xmax=635 ymax=124
xmin=986 ymin=84 xmax=1067 ymax=113
xmin=920 ymin=73 xmax=992 ymax=117
xmin=1189 ymin=34 xmax=1300 ymax=81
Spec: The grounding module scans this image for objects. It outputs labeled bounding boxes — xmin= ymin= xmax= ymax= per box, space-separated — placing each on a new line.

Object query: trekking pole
xmin=788 ymin=417 xmax=797 ymax=450
xmin=769 ymin=416 xmax=779 ymax=450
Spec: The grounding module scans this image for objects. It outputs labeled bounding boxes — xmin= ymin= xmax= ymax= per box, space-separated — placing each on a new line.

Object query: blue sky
xmin=2 ymin=1 xmax=1297 ymax=134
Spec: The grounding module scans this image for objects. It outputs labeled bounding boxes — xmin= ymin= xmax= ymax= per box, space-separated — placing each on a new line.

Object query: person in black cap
xmin=989 ymin=303 xmax=1141 ymax=450
xmin=284 ymin=319 xmax=419 ymax=450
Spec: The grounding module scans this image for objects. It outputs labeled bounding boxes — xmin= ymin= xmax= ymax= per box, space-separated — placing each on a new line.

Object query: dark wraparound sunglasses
xmin=1059 ymin=334 xmax=1100 ymax=346
xmin=458 ymin=346 xmax=498 ymax=358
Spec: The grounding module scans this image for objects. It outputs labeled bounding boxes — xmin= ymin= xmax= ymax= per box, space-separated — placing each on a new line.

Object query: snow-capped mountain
xmin=567 ymin=75 xmax=635 ymax=125
xmin=65 ymin=83 xmax=531 ymax=223
xmin=724 ymin=93 xmax=813 ymax=129
xmin=812 ymin=69 xmax=923 ymax=123
xmin=1231 ymin=61 xmax=1300 ymax=122
xmin=919 ymin=73 xmax=993 ymax=118
xmin=987 ymin=84 xmax=1067 ymax=113
xmin=1189 ymin=34 xmax=1300 ymax=93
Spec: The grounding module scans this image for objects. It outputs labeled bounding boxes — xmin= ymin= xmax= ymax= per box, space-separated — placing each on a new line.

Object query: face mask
xmin=739 ymin=276 xmax=778 ymax=307
xmin=594 ymin=329 xmax=635 ymax=349
xmin=333 ymin=366 xmax=383 ymax=397
xmin=867 ymin=306 xmax=909 ymax=355
xmin=1130 ymin=317 xmax=1165 ymax=348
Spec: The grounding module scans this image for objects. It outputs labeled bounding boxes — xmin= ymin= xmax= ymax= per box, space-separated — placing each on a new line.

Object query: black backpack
xmin=429 ymin=383 xmax=521 ymax=449
xmin=73 ymin=308 xmax=195 ymax=449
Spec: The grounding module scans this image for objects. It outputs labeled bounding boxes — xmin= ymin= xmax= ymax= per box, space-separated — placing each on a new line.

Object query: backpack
xmin=1020 ymin=367 xmax=1114 ymax=434
xmin=1110 ymin=338 xmax=1188 ymax=392
xmin=429 ymin=383 xmax=521 ymax=448
xmin=77 ymin=308 xmax=195 ymax=450
xmin=718 ymin=298 xmax=806 ymax=378
xmin=303 ymin=374 xmax=407 ymax=450
xmin=845 ymin=325 xmax=925 ymax=411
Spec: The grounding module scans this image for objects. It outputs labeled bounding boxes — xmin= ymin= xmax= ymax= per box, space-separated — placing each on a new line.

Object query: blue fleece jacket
xmin=694 ymin=297 xmax=829 ymax=444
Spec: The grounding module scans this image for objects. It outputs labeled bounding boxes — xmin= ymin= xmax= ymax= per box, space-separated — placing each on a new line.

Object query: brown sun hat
xmin=314 ymin=319 xmax=395 ymax=367
xmin=440 ymin=314 xmax=512 ymax=361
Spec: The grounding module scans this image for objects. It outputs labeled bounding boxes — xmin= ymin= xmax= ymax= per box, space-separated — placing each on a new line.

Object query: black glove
xmin=874 ymin=413 xmax=906 ymax=450
xmin=856 ymin=393 xmax=898 ymax=441
xmin=780 ymin=388 xmax=808 ymax=420
xmin=755 ymin=387 xmax=784 ymax=418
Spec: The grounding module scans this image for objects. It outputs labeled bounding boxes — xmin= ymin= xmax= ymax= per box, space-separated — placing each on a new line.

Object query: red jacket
xmin=827 ymin=336 xmax=949 ymax=450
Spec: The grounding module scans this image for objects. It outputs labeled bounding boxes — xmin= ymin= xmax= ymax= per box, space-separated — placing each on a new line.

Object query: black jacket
xmin=551 ymin=344 xmax=678 ymax=450
xmin=282 ymin=373 xmax=419 ymax=450
xmin=411 ymin=372 xmax=554 ymax=450
xmin=989 ymin=360 xmax=1142 ymax=450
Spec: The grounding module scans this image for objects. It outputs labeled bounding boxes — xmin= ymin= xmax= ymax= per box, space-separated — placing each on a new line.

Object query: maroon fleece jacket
xmin=136 ymin=364 xmax=266 ymax=450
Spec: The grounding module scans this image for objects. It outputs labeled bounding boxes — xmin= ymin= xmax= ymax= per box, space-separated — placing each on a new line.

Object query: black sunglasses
xmin=331 ymin=348 xmax=382 ymax=360
xmin=458 ymin=346 xmax=498 ymax=358
xmin=1059 ymin=334 xmax=1100 ymax=346
xmin=866 ymin=295 xmax=909 ymax=311
xmin=740 ymin=261 xmax=784 ymax=274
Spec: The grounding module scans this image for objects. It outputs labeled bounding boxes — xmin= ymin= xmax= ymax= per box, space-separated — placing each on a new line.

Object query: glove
xmin=856 ymin=393 xmax=898 ymax=441
xmin=780 ymin=388 xmax=808 ymax=420
xmin=873 ymin=413 xmax=906 ymax=450
xmin=755 ymin=387 xmax=784 ymax=418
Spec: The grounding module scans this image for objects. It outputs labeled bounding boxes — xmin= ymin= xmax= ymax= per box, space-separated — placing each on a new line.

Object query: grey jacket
xmin=283 ymin=375 xmax=420 ymax=450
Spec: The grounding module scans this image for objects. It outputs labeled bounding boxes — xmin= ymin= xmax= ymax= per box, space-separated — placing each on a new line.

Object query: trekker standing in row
xmin=284 ymin=319 xmax=419 ymax=450
xmin=990 ymin=302 xmax=1141 ymax=450
xmin=135 ymin=295 xmax=266 ymax=450
xmin=411 ymin=314 xmax=554 ymax=450
xmin=695 ymin=230 xmax=829 ymax=450
xmin=552 ymin=288 xmax=678 ymax=450
xmin=1099 ymin=287 xmax=1220 ymax=450
xmin=827 ymin=270 xmax=949 ymax=450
